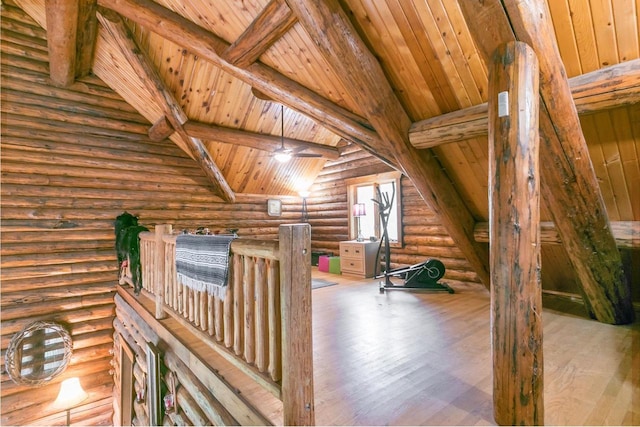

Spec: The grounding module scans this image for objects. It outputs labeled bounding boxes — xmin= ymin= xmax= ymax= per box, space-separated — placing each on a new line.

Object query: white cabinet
xmin=339 ymin=241 xmax=379 ymax=278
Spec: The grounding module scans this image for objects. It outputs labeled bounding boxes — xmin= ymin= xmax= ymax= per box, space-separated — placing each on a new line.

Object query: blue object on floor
xmin=311 ymin=279 xmax=338 ymax=289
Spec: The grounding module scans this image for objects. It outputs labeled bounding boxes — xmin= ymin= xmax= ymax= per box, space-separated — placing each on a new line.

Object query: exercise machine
xmin=373 ymin=185 xmax=454 ymax=294
xmin=376 ymin=258 xmax=454 ymax=294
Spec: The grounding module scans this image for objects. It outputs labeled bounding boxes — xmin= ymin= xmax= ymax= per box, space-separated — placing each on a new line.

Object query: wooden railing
xmin=134 ymin=223 xmax=314 ymax=425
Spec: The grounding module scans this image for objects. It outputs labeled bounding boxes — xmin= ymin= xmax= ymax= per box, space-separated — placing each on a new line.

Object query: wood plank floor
xmin=309 ymin=269 xmax=640 ymax=425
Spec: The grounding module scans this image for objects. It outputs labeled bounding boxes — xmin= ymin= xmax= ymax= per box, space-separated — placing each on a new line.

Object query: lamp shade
xmin=352 ymin=203 xmax=366 ymax=217
xmin=52 ymin=377 xmax=88 ymax=410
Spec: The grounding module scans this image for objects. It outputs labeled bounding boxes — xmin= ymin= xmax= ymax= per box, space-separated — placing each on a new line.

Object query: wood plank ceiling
xmin=14 ymin=0 xmax=639 ymax=209
xmin=10 ymin=0 xmax=640 ymax=322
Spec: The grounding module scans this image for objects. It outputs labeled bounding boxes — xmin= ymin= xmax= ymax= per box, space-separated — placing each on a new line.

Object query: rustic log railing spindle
xmin=154 ymin=224 xmax=171 ymax=319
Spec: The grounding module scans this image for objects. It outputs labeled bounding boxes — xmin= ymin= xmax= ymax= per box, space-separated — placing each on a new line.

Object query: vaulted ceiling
xmin=11 ymin=0 xmax=638 ymax=203
xmin=8 ymin=0 xmax=640 ymax=323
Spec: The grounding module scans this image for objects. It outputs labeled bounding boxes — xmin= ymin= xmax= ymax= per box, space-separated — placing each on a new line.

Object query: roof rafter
xmin=96 ymin=8 xmax=235 ymax=202
xmin=460 ymin=0 xmax=634 ymax=324
xmin=96 ymin=0 xmax=398 ymax=168
xmin=222 ymin=0 xmax=297 ymax=68
xmin=75 ymin=1 xmax=98 ymax=78
xmin=410 ymin=59 xmax=640 ymax=149
xmin=286 ymin=0 xmax=491 ymax=287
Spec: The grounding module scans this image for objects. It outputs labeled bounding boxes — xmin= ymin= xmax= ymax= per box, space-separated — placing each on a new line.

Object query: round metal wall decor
xmin=5 ymin=321 xmax=73 ymax=386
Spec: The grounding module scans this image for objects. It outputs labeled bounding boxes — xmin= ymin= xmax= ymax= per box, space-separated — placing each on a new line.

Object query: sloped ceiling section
xmin=11 ymin=0 xmax=640 ymax=323
xmin=15 ymin=0 xmax=639 ymax=212
xmin=16 ymin=0 xmax=343 ymax=198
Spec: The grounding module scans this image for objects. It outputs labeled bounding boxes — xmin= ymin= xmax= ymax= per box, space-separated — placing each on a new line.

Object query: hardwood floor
xmin=309 ymin=269 xmax=640 ymax=425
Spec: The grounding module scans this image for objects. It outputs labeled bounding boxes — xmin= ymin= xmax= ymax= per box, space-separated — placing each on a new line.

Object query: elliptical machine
xmin=374 ymin=185 xmax=454 ymax=294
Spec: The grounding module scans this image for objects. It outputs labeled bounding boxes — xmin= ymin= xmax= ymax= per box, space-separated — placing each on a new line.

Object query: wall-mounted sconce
xmin=352 ymin=203 xmax=366 ymax=241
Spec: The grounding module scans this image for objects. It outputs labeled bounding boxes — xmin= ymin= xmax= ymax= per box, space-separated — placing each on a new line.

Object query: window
xmin=346 ymin=171 xmax=402 ymax=245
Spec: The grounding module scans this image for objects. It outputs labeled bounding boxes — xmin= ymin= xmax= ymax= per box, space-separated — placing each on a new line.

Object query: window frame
xmin=345 ymin=171 xmax=403 ymax=247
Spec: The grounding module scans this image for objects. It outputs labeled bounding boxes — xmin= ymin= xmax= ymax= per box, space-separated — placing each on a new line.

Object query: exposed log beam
xmin=569 ymin=59 xmax=640 ymax=114
xmin=75 ymin=1 xmax=98 ymax=78
xmin=222 ymin=0 xmax=297 ymax=68
xmin=96 ymin=0 xmax=398 ymax=168
xmin=411 ymin=103 xmax=488 ymax=149
xmin=287 ymin=0 xmax=490 ymax=287
xmin=44 ymin=0 xmax=77 ymax=87
xmin=184 ymin=121 xmax=340 ymax=160
xmin=96 ymin=9 xmax=235 ymax=202
xmin=148 ymin=116 xmax=339 ymax=159
xmin=460 ymin=0 xmax=633 ymax=324
xmin=410 ymin=59 xmax=640 ymax=149
xmin=250 ymin=87 xmax=273 ymax=102
xmin=148 ymin=116 xmax=174 ymax=142
xmin=336 ymin=140 xmax=357 ymax=156
xmin=474 ymin=221 xmax=640 ymax=250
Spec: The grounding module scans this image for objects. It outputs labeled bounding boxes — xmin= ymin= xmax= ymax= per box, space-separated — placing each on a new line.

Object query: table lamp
xmin=353 ymin=203 xmax=366 ymax=241
xmin=52 ymin=377 xmax=88 ymax=426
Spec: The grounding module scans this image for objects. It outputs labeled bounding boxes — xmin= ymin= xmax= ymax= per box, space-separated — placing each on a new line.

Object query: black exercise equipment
xmin=376 ymin=259 xmax=454 ymax=294
xmin=373 ymin=185 xmax=454 ymax=294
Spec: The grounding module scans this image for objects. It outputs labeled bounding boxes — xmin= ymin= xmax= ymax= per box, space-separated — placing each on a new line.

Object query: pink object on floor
xmin=318 ymin=255 xmax=330 ymax=272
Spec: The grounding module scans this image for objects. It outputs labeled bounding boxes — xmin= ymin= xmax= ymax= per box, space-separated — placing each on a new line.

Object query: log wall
xmin=306 ymin=148 xmax=484 ymax=288
xmin=112 ymin=289 xmax=276 ymax=426
xmin=0 ymin=4 xmax=298 ymax=425
xmin=1 ymin=3 xmax=636 ymax=424
xmin=305 ymin=148 xmax=640 ymax=301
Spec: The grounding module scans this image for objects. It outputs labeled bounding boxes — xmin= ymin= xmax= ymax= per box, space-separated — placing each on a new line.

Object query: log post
xmin=155 ymin=224 xmax=171 ymax=319
xmin=279 ymin=223 xmax=314 ymax=426
xmin=489 ymin=41 xmax=543 ymax=425
xmin=460 ymin=0 xmax=634 ymax=325
xmin=44 ymin=0 xmax=77 ymax=87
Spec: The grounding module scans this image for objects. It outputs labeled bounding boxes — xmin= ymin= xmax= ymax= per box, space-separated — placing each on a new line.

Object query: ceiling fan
xmin=273 ymin=105 xmax=323 ymax=162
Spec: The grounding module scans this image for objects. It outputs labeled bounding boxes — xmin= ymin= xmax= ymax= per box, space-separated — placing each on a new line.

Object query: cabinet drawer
xmin=341 ymin=257 xmax=364 ymax=274
xmin=340 ymin=244 xmax=365 ymax=258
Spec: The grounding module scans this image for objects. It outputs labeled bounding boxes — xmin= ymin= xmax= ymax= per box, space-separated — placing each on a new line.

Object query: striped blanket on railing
xmin=175 ymin=234 xmax=236 ymax=300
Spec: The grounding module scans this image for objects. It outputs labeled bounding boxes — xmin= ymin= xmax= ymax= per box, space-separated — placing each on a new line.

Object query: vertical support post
xmin=155 ymin=224 xmax=172 ymax=319
xmin=146 ymin=342 xmax=162 ymax=426
xmin=279 ymin=223 xmax=315 ymax=426
xmin=489 ymin=41 xmax=543 ymax=425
